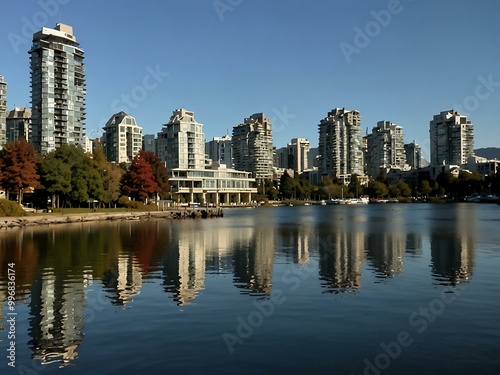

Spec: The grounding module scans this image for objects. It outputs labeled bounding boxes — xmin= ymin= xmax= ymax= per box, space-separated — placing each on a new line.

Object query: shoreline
xmin=0 ymin=208 xmax=224 ymax=230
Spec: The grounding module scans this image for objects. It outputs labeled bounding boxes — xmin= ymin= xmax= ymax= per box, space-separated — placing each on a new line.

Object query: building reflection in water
xmin=28 ymin=270 xmax=85 ymax=367
xmin=405 ymin=233 xmax=423 ymax=257
xmin=430 ymin=205 xmax=475 ymax=285
xmin=102 ymin=253 xmax=143 ymax=306
xmin=0 ymin=205 xmax=479 ymax=370
xmin=21 ymin=222 xmax=123 ymax=367
xmin=275 ymin=224 xmax=312 ymax=265
xmin=0 ymin=288 xmax=5 ymax=334
xmin=233 ymin=224 xmax=275 ymax=297
xmin=366 ymin=231 xmax=406 ymax=278
xmin=162 ymin=224 xmax=206 ymax=306
xmin=317 ymin=227 xmax=364 ymax=293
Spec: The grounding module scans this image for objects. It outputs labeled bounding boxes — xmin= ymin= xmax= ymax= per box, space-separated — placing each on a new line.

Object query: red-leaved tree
xmin=141 ymin=150 xmax=170 ymax=198
xmin=120 ymin=152 xmax=159 ymax=202
xmin=0 ymin=139 xmax=40 ymax=202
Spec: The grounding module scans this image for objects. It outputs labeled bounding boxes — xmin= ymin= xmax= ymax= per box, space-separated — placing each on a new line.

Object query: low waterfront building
xmin=169 ymin=163 xmax=257 ymax=205
xmin=464 ymin=156 xmax=500 ymax=177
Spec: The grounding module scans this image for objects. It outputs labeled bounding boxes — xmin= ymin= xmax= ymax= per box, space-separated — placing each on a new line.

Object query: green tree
xmin=279 ymin=171 xmax=295 ymax=199
xmin=38 ymin=156 xmax=72 ymax=208
xmin=102 ymin=164 xmax=123 ymax=207
xmin=396 ymin=181 xmax=412 ymax=197
xmin=419 ymin=180 xmax=432 ymax=197
xmin=388 ymin=184 xmax=400 ymax=198
xmin=367 ymin=180 xmax=388 ymax=198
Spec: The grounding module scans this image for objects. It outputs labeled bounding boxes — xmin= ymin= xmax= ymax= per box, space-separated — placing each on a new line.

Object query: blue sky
xmin=1 ymin=0 xmax=500 ymax=157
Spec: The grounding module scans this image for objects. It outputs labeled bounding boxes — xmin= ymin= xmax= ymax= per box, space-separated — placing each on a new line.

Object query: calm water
xmin=1 ymin=204 xmax=499 ymax=374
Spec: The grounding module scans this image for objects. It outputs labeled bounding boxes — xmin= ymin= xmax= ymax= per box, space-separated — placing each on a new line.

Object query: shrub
xmin=0 ymin=199 xmax=27 ymax=217
xmin=118 ymin=195 xmax=145 ymax=209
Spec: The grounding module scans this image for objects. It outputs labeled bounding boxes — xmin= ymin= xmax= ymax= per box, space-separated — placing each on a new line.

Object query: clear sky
xmin=1 ymin=0 xmax=499 ymax=158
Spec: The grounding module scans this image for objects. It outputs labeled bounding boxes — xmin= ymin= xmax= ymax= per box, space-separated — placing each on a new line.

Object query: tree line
xmin=267 ymin=168 xmax=500 ymax=202
xmin=1 ymin=139 xmax=499 ymax=208
xmin=0 ymin=139 xmax=170 ymax=208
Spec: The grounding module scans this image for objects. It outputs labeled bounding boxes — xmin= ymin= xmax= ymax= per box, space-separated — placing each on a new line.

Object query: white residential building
xmin=430 ymin=110 xmax=474 ymax=177
xmin=102 ymin=112 xmax=142 ymax=163
xmin=366 ymin=120 xmax=407 ymax=177
xmin=232 ymin=113 xmax=273 ymax=180
xmin=157 ymin=109 xmax=205 ymax=171
xmin=318 ymin=108 xmax=364 ymax=177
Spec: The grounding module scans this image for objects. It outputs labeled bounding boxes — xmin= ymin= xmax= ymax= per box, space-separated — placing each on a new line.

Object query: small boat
xmin=320 ymin=200 xmax=327 ymax=205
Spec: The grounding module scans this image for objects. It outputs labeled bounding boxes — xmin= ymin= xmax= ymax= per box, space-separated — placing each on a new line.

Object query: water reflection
xmin=233 ymin=224 xmax=274 ymax=297
xmin=0 ymin=205 xmax=481 ymax=368
xmin=430 ymin=205 xmax=475 ymax=285
xmin=102 ymin=253 xmax=143 ymax=306
xmin=317 ymin=227 xmax=364 ymax=293
xmin=29 ymin=270 xmax=85 ymax=366
xmin=162 ymin=225 xmax=206 ymax=306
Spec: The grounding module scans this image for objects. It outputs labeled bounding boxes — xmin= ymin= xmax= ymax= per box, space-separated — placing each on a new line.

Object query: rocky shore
xmin=0 ymin=208 xmax=224 ymax=230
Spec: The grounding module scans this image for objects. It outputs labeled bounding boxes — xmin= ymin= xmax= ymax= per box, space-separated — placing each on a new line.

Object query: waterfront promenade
xmin=0 ymin=208 xmax=224 ymax=230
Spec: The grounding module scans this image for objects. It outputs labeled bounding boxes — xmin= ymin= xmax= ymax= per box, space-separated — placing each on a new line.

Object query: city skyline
xmin=1 ymin=1 xmax=499 ymax=156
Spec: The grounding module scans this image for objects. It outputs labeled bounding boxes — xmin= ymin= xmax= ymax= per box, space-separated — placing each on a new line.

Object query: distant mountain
xmin=475 ymin=147 xmax=500 ymax=160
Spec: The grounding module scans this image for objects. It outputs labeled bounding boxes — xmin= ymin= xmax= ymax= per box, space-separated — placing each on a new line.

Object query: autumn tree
xmin=141 ymin=150 xmax=170 ymax=198
xmin=0 ymin=139 xmax=40 ymax=202
xmin=121 ymin=152 xmax=159 ymax=202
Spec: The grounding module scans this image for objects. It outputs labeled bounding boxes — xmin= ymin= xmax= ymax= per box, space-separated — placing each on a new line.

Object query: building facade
xmin=365 ymin=120 xmax=407 ymax=177
xmin=157 ymin=109 xmax=205 ymax=171
xmin=142 ymin=134 xmax=157 ymax=154
xmin=0 ymin=76 xmax=7 ymax=149
xmin=404 ymin=141 xmax=422 ymax=170
xmin=169 ymin=164 xmax=257 ymax=205
xmin=206 ymin=134 xmax=233 ymax=168
xmin=275 ymin=138 xmax=310 ymax=174
xmin=318 ymin=108 xmax=364 ymax=177
xmin=102 ymin=112 xmax=142 ymax=163
xmin=6 ymin=107 xmax=31 ymax=143
xmin=289 ymin=138 xmax=310 ymax=173
xmin=29 ymin=23 xmax=86 ymax=154
xmin=430 ymin=110 xmax=474 ymax=174
xmin=232 ymin=113 xmax=273 ymax=180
